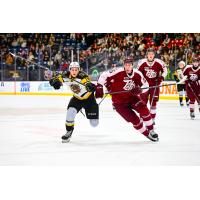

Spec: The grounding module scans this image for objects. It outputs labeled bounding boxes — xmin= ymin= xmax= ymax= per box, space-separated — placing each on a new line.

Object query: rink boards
xmin=0 ymin=81 xmax=180 ymax=100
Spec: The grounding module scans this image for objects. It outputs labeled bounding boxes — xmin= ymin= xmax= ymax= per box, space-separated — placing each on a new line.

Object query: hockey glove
xmin=157 ymin=76 xmax=164 ymax=85
xmin=49 ymin=77 xmax=62 ymax=90
xmin=130 ymin=86 xmax=142 ymax=96
xmin=95 ymin=84 xmax=104 ymax=98
xmin=85 ymin=82 xmax=96 ymax=92
xmin=173 ymin=75 xmax=179 ymax=82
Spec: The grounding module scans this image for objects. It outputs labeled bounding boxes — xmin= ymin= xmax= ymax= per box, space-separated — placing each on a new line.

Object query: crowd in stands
xmin=0 ymin=33 xmax=199 ymax=81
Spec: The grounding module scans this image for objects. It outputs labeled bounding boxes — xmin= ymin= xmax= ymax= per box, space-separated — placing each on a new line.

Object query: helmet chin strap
xmin=126 ymin=70 xmax=134 ymax=77
xmin=192 ymin=65 xmax=199 ymax=70
xmin=147 ymin=58 xmax=154 ymax=65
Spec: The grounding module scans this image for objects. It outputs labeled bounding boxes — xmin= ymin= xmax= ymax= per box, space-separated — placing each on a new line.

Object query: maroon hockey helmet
xmin=124 ymin=56 xmax=134 ymax=64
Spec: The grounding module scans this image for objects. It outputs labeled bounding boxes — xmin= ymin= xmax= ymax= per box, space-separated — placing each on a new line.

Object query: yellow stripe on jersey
xmin=57 ymin=75 xmax=64 ymax=83
xmin=81 ymin=77 xmax=90 ymax=85
xmin=74 ymin=92 xmax=92 ymax=100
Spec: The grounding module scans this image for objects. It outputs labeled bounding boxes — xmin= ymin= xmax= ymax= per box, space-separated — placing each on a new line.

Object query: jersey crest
xmin=123 ymin=79 xmax=135 ymax=90
xmin=145 ymin=68 xmax=157 ymax=78
xmin=189 ymin=73 xmax=198 ymax=82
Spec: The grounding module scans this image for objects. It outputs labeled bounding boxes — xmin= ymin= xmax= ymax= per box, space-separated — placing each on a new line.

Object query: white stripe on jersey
xmin=97 ymin=67 xmax=124 ymax=86
xmin=134 ymin=69 xmax=149 ymax=93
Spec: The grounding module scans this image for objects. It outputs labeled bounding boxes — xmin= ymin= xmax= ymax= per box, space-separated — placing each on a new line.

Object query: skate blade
xmin=151 ymin=138 xmax=159 ymax=142
xmin=146 ymin=136 xmax=159 ymax=142
xmin=62 ymin=138 xmax=71 ymax=143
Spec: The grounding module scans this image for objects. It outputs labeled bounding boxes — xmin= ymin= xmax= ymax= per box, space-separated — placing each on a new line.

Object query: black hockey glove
xmin=85 ymin=82 xmax=96 ymax=92
xmin=173 ymin=75 xmax=179 ymax=82
xmin=49 ymin=77 xmax=62 ymax=90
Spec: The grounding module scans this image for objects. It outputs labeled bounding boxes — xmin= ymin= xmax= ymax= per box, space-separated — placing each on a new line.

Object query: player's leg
xmin=131 ymin=97 xmax=154 ymax=133
xmin=195 ymin=86 xmax=200 ymax=112
xmin=177 ymin=84 xmax=184 ymax=106
xmin=84 ymin=95 xmax=99 ymax=127
xmin=149 ymin=87 xmax=159 ymax=124
xmin=183 ymin=85 xmax=189 ymax=106
xmin=114 ymin=103 xmax=158 ymax=142
xmin=62 ymin=97 xmax=82 ymax=142
xmin=186 ymin=86 xmax=196 ymax=119
xmin=140 ymin=90 xmax=149 ymax=105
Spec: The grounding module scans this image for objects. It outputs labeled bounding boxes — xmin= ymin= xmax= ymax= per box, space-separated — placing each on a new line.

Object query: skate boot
xmin=186 ymin=102 xmax=189 ymax=107
xmin=146 ymin=130 xmax=159 ymax=142
xmin=180 ymin=102 xmax=184 ymax=107
xmin=190 ymin=112 xmax=195 ymax=120
xmin=62 ymin=130 xmax=73 ymax=143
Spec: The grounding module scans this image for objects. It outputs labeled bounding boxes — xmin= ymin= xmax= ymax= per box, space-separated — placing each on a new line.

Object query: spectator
xmin=5 ymin=54 xmax=14 ymax=65
xmin=28 ymin=51 xmax=34 ymax=61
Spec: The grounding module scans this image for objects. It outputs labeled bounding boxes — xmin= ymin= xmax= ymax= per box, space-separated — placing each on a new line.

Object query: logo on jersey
xmin=70 ymin=84 xmax=81 ymax=94
xmin=123 ymin=80 xmax=135 ymax=90
xmin=189 ymin=74 xmax=198 ymax=82
xmin=144 ymin=68 xmax=157 ymax=78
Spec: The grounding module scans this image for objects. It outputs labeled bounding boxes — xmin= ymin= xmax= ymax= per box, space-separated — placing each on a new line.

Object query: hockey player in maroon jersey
xmin=183 ymin=56 xmax=200 ymax=119
xmin=95 ymin=57 xmax=159 ymax=142
xmin=137 ymin=48 xmax=167 ymax=124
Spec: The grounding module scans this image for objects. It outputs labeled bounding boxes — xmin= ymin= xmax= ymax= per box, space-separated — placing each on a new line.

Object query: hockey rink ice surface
xmin=0 ymin=95 xmax=200 ymax=166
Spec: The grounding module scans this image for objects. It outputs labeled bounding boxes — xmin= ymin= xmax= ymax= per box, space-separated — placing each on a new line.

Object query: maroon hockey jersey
xmin=97 ymin=67 xmax=149 ymax=104
xmin=183 ymin=65 xmax=200 ymax=87
xmin=137 ymin=58 xmax=167 ymax=86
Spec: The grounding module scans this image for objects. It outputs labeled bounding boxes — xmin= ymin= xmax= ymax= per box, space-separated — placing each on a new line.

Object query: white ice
xmin=0 ymin=95 xmax=200 ymax=165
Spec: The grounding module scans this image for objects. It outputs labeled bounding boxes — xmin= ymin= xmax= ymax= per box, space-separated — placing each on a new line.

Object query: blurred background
xmin=0 ymin=33 xmax=199 ymax=82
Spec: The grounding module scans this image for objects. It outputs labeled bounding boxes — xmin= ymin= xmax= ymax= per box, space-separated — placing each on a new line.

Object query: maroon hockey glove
xmin=130 ymin=86 xmax=142 ymax=96
xmin=95 ymin=84 xmax=104 ymax=98
xmin=157 ymin=76 xmax=164 ymax=85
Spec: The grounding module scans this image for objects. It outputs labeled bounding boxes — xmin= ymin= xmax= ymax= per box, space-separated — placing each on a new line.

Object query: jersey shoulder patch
xmin=137 ymin=58 xmax=147 ymax=68
xmin=155 ymin=58 xmax=165 ymax=66
xmin=78 ymin=71 xmax=89 ymax=79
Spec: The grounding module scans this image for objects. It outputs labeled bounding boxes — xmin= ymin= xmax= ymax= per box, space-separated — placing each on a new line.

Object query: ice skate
xmin=180 ymin=102 xmax=184 ymax=107
xmin=146 ymin=130 xmax=159 ymax=142
xmin=62 ymin=130 xmax=73 ymax=143
xmin=190 ymin=112 xmax=195 ymax=120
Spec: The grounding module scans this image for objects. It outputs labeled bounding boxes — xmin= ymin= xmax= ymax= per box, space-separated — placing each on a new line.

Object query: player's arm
xmin=156 ymin=59 xmax=167 ymax=84
xmin=173 ymin=71 xmax=179 ymax=82
xmin=160 ymin=60 xmax=167 ymax=79
xmin=182 ymin=66 xmax=191 ymax=83
xmin=79 ymin=72 xmax=96 ymax=92
xmin=130 ymin=71 xmax=149 ymax=96
xmin=49 ymin=73 xmax=64 ymax=90
xmin=95 ymin=71 xmax=109 ymax=98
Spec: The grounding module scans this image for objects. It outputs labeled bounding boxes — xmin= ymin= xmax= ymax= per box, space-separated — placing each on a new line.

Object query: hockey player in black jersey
xmin=46 ymin=62 xmax=99 ymax=142
xmin=173 ymin=61 xmax=189 ymax=106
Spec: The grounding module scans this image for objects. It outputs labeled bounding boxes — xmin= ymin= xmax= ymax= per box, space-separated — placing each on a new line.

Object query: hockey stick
xmin=9 ymin=52 xmax=49 ymax=70
xmin=9 ymin=52 xmax=87 ymax=87
xmin=97 ymin=81 xmax=181 ymax=106
xmin=104 ymin=80 xmax=186 ymax=96
xmin=98 ymin=93 xmax=109 ymax=106
xmin=150 ymin=78 xmax=158 ymax=110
